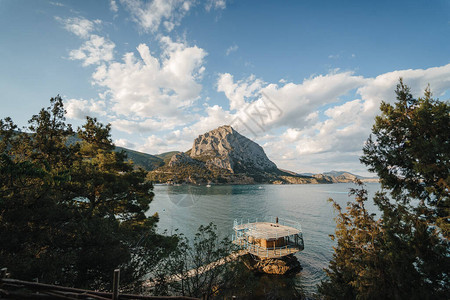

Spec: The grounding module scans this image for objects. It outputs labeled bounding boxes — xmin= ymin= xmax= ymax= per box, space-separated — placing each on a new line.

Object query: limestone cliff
xmin=190 ymin=125 xmax=277 ymax=173
xmin=168 ymin=152 xmax=203 ymax=167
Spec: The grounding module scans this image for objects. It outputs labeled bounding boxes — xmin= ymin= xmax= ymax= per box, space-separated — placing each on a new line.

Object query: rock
xmin=190 ymin=125 xmax=277 ymax=173
xmin=168 ymin=152 xmax=203 ymax=167
xmin=242 ymin=254 xmax=302 ymax=275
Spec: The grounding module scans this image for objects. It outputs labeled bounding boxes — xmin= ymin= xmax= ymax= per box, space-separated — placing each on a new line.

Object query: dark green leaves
xmin=320 ymin=81 xmax=450 ymax=299
xmin=0 ymin=96 xmax=174 ymax=291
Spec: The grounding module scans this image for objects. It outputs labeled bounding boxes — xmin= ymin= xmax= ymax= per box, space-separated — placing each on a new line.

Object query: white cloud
xmin=92 ymin=36 xmax=206 ymax=121
xmin=205 ymin=0 xmax=226 ymax=11
xmin=225 ymin=44 xmax=238 ymax=56
xmin=65 ymin=98 xmax=107 ymax=119
xmin=57 ymin=16 xmax=115 ymax=67
xmin=114 ymin=138 xmax=135 ymax=148
xmin=110 ymin=0 xmax=119 ymax=12
xmin=49 ymin=2 xmax=65 ymax=7
xmin=181 ymin=105 xmax=233 ymax=138
xmin=216 ymin=64 xmax=450 ymax=175
xmin=127 ymin=104 xmax=234 ymax=154
xmin=55 ymin=17 xmax=101 ymax=38
xmin=218 ymin=70 xmax=367 ymax=129
xmin=111 ymin=116 xmax=187 ymax=134
xmin=120 ymin=0 xmax=193 ymax=33
xmin=217 ymin=74 xmax=264 ymax=111
xmin=138 ymin=134 xmax=180 ymax=154
xmin=69 ymin=35 xmax=115 ymax=66
xmin=358 ymin=64 xmax=450 ymax=113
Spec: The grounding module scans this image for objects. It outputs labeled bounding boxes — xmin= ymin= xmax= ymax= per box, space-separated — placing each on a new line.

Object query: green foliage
xmin=319 ymin=184 xmax=449 ymax=299
xmin=147 ymin=162 xmax=232 ymax=184
xmin=155 ymin=151 xmax=181 ymax=164
xmin=319 ymin=81 xmax=450 ymax=299
xmin=0 ymin=96 xmax=176 ymax=290
xmin=150 ymin=223 xmax=239 ymax=298
xmin=116 ymin=147 xmax=165 ymax=171
xmin=361 ymin=79 xmax=450 ymax=236
xmin=150 ymin=223 xmax=290 ymax=299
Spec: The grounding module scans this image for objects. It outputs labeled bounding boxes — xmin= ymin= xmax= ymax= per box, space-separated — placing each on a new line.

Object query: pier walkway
xmin=143 ymin=249 xmax=248 ymax=288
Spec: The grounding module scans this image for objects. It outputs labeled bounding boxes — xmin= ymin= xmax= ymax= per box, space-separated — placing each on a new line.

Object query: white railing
xmin=233 ymin=216 xmax=302 ymax=232
xmin=232 ymin=237 xmax=301 ymax=258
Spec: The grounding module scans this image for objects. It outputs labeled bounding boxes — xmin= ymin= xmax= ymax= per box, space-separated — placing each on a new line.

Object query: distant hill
xmin=115 ymin=147 xmax=164 ymax=170
xmin=155 ymin=151 xmax=180 ymax=164
xmin=322 ymin=170 xmax=378 ymax=183
xmin=66 ymin=134 xmax=164 ymax=171
xmin=298 ymin=170 xmax=378 ymax=183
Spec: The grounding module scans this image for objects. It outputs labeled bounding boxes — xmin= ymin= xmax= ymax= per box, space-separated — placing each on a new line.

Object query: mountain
xmin=3 ymin=128 xmax=374 ymax=184
xmin=189 ymin=125 xmax=277 ymax=173
xmin=320 ymin=171 xmax=378 ymax=183
xmin=115 ymin=147 xmax=164 ymax=170
xmin=296 ymin=170 xmax=378 ymax=183
xmin=146 ymin=125 xmax=333 ymax=184
xmin=155 ymin=151 xmax=180 ymax=164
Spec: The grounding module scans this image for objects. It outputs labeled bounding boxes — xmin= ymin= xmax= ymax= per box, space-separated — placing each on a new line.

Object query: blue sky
xmin=1 ymin=0 xmax=449 ymax=175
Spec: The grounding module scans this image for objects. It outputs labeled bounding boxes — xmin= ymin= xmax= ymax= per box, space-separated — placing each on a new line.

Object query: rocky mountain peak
xmin=168 ymin=152 xmax=203 ymax=167
xmin=190 ymin=125 xmax=277 ymax=173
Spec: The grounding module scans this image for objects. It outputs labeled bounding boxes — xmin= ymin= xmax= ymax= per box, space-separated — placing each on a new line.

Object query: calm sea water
xmin=146 ymin=182 xmax=381 ymax=295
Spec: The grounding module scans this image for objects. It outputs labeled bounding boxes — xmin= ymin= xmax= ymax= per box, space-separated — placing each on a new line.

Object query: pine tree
xmin=0 ymin=96 xmax=176 ymax=290
xmin=319 ymin=81 xmax=450 ymax=299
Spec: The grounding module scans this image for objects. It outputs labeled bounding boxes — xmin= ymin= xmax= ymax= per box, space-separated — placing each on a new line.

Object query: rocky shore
xmin=241 ymin=254 xmax=302 ymax=275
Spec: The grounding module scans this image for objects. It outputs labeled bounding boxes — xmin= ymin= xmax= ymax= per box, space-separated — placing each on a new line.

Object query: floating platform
xmin=232 ymin=217 xmax=304 ymax=259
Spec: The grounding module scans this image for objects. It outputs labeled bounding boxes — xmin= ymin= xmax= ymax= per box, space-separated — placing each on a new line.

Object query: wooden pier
xmin=143 ymin=250 xmax=248 ymax=288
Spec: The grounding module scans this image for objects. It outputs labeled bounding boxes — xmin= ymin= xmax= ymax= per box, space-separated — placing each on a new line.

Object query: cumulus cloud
xmin=216 ymin=64 xmax=450 ymax=175
xmin=225 ymin=44 xmax=238 ymax=56
xmin=180 ymin=105 xmax=233 ymax=139
xmin=205 ymin=0 xmax=226 ymax=11
xmin=69 ymin=35 xmax=115 ymax=66
xmin=114 ymin=138 xmax=135 ymax=148
xmin=57 ymin=16 xmax=115 ymax=67
xmin=138 ymin=134 xmax=179 ymax=154
xmin=49 ymin=2 xmax=65 ymax=7
xmin=111 ymin=116 xmax=189 ymax=134
xmin=217 ymin=74 xmax=264 ymax=111
xmin=218 ymin=70 xmax=367 ymax=129
xmin=92 ymin=36 xmax=206 ymax=120
xmin=138 ymin=105 xmax=235 ymax=154
xmin=120 ymin=0 xmax=193 ymax=32
xmin=55 ymin=17 xmax=101 ymax=38
xmin=65 ymin=98 xmax=107 ymax=119
xmin=110 ymin=0 xmax=119 ymax=12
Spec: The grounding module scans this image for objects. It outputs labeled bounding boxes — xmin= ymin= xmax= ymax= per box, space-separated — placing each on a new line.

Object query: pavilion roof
xmin=234 ymin=222 xmax=300 ymax=240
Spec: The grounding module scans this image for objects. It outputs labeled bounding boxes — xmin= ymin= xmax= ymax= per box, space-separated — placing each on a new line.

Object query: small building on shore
xmin=232 ymin=217 xmax=304 ymax=260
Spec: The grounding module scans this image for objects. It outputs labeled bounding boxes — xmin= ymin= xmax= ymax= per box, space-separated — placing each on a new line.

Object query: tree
xmin=150 ymin=223 xmax=240 ymax=298
xmin=361 ymin=79 xmax=450 ymax=236
xmin=319 ymin=81 xmax=450 ymax=299
xmin=0 ymin=96 xmax=176 ymax=290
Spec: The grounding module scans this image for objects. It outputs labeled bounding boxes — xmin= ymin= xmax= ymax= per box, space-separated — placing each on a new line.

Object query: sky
xmin=1 ymin=0 xmax=449 ymax=176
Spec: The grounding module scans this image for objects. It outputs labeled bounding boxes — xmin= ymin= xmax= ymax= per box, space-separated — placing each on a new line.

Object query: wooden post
xmin=112 ymin=269 xmax=120 ymax=300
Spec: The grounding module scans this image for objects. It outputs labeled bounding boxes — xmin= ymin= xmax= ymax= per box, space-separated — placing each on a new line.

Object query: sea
xmin=146 ymin=182 xmax=381 ymax=296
